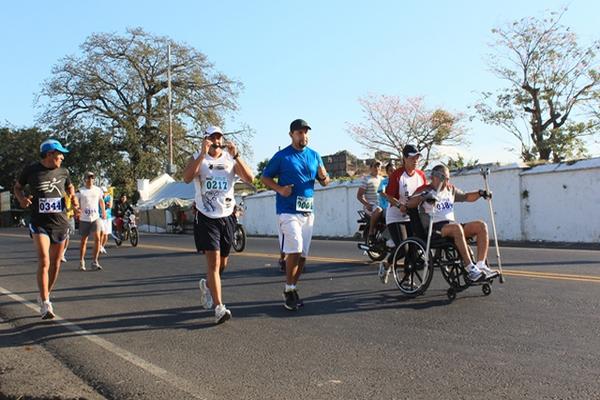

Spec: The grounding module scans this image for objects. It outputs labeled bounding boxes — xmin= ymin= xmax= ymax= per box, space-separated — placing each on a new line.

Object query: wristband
xmin=233 ymin=153 xmax=240 ymax=160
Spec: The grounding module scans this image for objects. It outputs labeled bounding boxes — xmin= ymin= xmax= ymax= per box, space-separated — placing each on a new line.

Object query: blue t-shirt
xmin=378 ymin=177 xmax=389 ymax=209
xmin=262 ymin=145 xmax=324 ymax=214
xmin=99 ymin=194 xmax=112 ymax=219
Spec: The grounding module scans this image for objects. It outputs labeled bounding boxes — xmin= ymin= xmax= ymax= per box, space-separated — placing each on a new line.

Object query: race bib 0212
xmin=295 ymin=196 xmax=314 ymax=212
xmin=39 ymin=197 xmax=62 ymax=214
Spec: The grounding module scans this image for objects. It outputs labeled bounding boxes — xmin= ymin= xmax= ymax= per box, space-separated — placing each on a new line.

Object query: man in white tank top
xmin=183 ymin=126 xmax=254 ymax=324
xmin=407 ymin=164 xmax=497 ymax=282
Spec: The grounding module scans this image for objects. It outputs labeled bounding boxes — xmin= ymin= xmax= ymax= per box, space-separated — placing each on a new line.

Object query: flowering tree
xmin=346 ymin=95 xmax=467 ymax=167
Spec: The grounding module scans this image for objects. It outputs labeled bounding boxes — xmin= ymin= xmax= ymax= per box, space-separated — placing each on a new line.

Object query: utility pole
xmin=167 ymin=44 xmax=176 ymax=175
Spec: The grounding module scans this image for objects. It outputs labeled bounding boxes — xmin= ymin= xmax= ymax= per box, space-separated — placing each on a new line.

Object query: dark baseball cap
xmin=290 ymin=119 xmax=311 ymax=132
xmin=402 ymin=144 xmax=421 ymax=158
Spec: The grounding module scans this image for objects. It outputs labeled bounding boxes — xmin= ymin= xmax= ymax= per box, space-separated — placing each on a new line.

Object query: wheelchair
xmin=389 ymin=209 xmax=498 ymax=301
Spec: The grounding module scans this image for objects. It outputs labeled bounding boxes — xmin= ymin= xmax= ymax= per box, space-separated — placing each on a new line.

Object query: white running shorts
xmin=278 ymin=213 xmax=315 ymax=258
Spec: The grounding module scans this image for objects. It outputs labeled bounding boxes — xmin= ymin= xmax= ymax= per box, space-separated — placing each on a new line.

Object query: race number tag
xmin=204 ymin=176 xmax=228 ymax=192
xmin=39 ymin=197 xmax=62 ymax=213
xmin=295 ymin=196 xmax=314 ymax=212
xmin=83 ymin=207 xmax=99 ymax=219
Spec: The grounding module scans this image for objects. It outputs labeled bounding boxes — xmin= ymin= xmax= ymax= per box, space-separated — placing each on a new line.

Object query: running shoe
xmin=283 ymin=290 xmax=298 ymax=311
xmin=293 ymin=290 xmax=304 ymax=308
xmin=92 ymin=261 xmax=103 ymax=271
xmin=79 ymin=260 xmax=86 ymax=271
xmin=378 ymin=261 xmax=391 ymax=284
xmin=466 ymin=266 xmax=484 ymax=282
xmin=214 ymin=304 xmax=232 ymax=324
xmin=199 ymin=279 xmax=213 ymax=309
xmin=40 ymin=301 xmax=55 ymax=320
xmin=478 ymin=264 xmax=499 ymax=278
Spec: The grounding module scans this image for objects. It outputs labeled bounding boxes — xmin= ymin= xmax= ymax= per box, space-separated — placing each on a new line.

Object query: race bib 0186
xmin=295 ymin=196 xmax=314 ymax=212
xmin=39 ymin=197 xmax=62 ymax=214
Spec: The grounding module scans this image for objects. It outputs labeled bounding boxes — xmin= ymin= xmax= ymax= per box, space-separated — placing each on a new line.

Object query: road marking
xmin=2 ymin=233 xmax=598 ymax=283
xmin=0 ymin=286 xmax=211 ymax=400
xmin=136 ymin=243 xmax=600 ymax=284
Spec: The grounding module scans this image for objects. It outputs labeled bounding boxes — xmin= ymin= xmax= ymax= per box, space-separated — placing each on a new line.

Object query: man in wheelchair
xmin=407 ymin=164 xmax=498 ymax=283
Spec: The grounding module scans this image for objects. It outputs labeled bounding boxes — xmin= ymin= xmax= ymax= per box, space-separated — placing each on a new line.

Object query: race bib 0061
xmin=39 ymin=197 xmax=62 ymax=214
xmin=295 ymin=196 xmax=314 ymax=212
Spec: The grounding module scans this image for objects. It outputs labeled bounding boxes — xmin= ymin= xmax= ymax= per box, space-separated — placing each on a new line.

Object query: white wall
xmin=521 ymin=168 xmax=600 ymax=243
xmin=237 ymin=158 xmax=600 ymax=244
xmin=244 ymin=181 xmax=362 ymax=237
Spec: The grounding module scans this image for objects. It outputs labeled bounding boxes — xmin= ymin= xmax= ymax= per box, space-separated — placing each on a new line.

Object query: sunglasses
xmin=210 ymin=144 xmax=227 ymax=149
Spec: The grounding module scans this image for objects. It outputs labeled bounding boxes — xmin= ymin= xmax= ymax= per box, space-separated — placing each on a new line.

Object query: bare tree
xmin=346 ymin=95 xmax=467 ymax=167
xmin=37 ymin=28 xmax=249 ymax=188
xmin=475 ymin=8 xmax=600 ymax=162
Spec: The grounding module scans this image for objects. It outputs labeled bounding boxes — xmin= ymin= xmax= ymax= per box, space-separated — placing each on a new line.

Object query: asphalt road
xmin=0 ymin=228 xmax=599 ymax=400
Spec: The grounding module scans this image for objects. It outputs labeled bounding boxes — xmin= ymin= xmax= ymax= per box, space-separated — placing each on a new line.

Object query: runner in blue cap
xmin=13 ymin=139 xmax=79 ymax=319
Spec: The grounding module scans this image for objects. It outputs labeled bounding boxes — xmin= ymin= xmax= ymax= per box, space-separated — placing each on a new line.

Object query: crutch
xmin=480 ymin=167 xmax=505 ymax=283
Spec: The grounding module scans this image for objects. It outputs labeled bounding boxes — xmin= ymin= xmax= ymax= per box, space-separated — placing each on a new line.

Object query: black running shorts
xmin=193 ymin=210 xmax=236 ymax=257
xmin=29 ymin=223 xmax=68 ymax=244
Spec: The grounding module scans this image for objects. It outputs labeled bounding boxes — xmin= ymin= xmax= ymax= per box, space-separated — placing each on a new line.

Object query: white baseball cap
xmin=204 ymin=126 xmax=223 ymax=137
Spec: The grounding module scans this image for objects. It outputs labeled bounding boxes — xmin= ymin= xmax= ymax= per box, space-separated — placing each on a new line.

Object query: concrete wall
xmin=243 ymin=158 xmax=600 ymax=244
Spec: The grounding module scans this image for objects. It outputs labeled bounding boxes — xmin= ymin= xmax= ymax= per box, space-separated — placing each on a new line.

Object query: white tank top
xmin=193 ymin=151 xmax=237 ymax=218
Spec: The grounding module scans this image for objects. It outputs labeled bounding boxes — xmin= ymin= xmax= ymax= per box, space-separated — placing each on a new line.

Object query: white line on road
xmin=0 ymin=285 xmax=211 ymax=400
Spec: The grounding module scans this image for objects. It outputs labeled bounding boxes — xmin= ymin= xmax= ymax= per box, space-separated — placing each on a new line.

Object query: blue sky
xmin=1 ymin=0 xmax=599 ymax=168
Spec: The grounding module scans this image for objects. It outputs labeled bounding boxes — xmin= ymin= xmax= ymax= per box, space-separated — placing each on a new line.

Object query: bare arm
xmin=13 ymin=182 xmax=31 ymax=209
xmin=227 ymin=142 xmax=254 ymax=184
xmin=261 ymin=176 xmax=293 ymax=197
xmin=316 ymin=165 xmax=330 ymax=187
xmin=183 ymin=139 xmax=210 ymax=183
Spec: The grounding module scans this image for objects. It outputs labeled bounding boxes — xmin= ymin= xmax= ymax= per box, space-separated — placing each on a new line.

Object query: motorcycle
xmin=112 ymin=211 xmax=139 ymax=247
xmin=356 ymin=210 xmax=390 ymax=262
xmin=232 ymin=201 xmax=246 ymax=252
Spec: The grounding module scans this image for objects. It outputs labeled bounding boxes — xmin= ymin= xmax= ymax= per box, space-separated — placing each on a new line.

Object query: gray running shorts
xmin=79 ymin=219 xmax=102 ymax=237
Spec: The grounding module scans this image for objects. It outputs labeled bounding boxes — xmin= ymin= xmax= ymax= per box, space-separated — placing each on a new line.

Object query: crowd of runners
xmin=14 ymin=118 xmax=498 ymax=324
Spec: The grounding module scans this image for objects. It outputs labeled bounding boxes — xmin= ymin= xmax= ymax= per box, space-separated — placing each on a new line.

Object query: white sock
xmin=476 ymin=260 xmax=487 ymax=269
xmin=285 ymin=284 xmax=295 ymax=292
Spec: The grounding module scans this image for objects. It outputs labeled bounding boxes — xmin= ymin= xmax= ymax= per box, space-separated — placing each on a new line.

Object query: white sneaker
xmin=40 ymin=301 xmax=55 ymax=320
xmin=100 ymin=247 xmax=107 ymax=254
xmin=199 ymin=279 xmax=213 ymax=309
xmin=79 ymin=260 xmax=86 ymax=271
xmin=214 ymin=304 xmax=231 ymax=324
xmin=467 ymin=265 xmax=483 ymax=282
xmin=61 ymin=254 xmax=67 ymax=262
xmin=378 ymin=261 xmax=391 ymax=284
xmin=92 ymin=261 xmax=103 ymax=270
xmin=478 ymin=263 xmax=499 ymax=278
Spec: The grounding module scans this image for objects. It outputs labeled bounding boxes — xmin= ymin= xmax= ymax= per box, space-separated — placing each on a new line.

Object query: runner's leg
xmin=33 ymin=233 xmax=51 ymax=301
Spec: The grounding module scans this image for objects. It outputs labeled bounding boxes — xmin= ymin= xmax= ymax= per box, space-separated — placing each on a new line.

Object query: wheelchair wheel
xmin=482 ymin=283 xmax=491 ymax=296
xmin=438 ymin=246 xmax=471 ymax=291
xmin=391 ymin=237 xmax=434 ymax=297
xmin=447 ymin=288 xmax=456 ymax=301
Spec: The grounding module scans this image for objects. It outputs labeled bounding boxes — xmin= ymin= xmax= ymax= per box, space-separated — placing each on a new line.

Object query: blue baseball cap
xmin=40 ymin=139 xmax=69 ymax=155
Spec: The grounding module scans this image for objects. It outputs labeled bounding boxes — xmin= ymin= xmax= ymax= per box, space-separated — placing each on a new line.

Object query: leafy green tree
xmin=475 ymin=9 xmax=600 ymax=162
xmin=0 ymin=126 xmax=50 ymax=190
xmin=37 ymin=28 xmax=250 ymax=189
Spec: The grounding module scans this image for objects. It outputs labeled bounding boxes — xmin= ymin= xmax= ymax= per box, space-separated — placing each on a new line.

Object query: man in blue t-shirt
xmin=261 ymin=118 xmax=330 ymax=311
